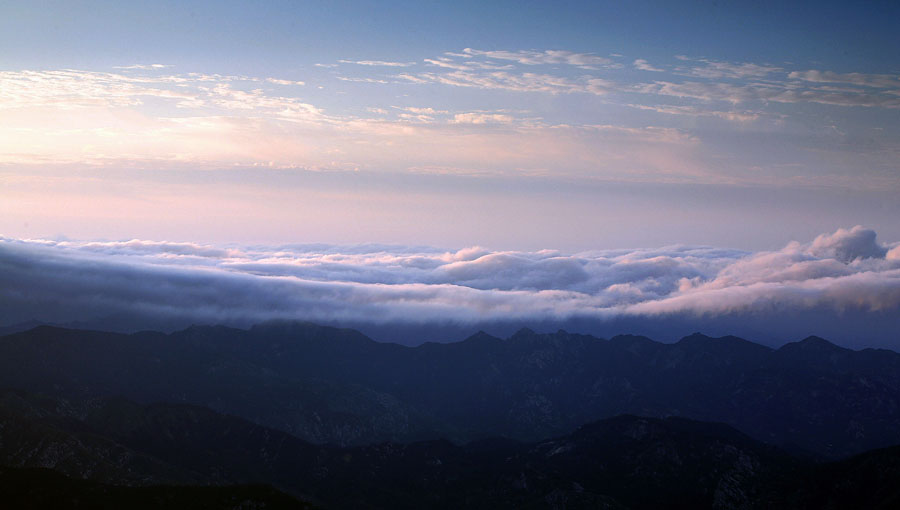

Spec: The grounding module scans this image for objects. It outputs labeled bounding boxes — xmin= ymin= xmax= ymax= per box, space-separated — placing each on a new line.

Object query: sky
xmin=2 ymin=1 xmax=900 ymax=345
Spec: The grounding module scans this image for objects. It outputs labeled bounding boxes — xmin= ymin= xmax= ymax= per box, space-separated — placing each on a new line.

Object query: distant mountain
xmin=2 ymin=323 xmax=900 ymax=458
xmin=2 ymin=389 xmax=898 ymax=509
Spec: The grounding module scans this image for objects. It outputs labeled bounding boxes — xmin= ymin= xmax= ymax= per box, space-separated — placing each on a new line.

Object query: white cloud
xmin=4 ymin=56 xmax=900 ymax=184
xmin=338 ymin=59 xmax=415 ymax=67
xmin=398 ymin=106 xmax=447 ymax=115
xmin=788 ymin=70 xmax=900 ymax=89
xmin=422 ymin=57 xmax=508 ymax=71
xmin=2 ymin=227 xmax=898 ymax=336
xmin=113 ymin=64 xmax=172 ymax=70
xmin=337 ymin=77 xmax=389 ymax=84
xmin=0 ymin=69 xmax=198 ymax=110
xmin=450 ymin=112 xmax=514 ymax=124
xmin=460 ymin=48 xmax=613 ymax=69
xmin=639 ymin=79 xmax=900 ymax=108
xmin=626 ymin=103 xmax=760 ymax=122
xmin=627 ymin=226 xmax=900 ymax=318
xmin=633 ymin=59 xmax=664 ymax=72
xmin=806 ymin=225 xmax=887 ymax=262
xmin=887 ymin=244 xmax=900 ymax=261
xmin=398 ymin=70 xmax=612 ymax=95
xmin=680 ymin=58 xmax=780 ymax=79
xmin=266 ymin=78 xmax=305 ymax=86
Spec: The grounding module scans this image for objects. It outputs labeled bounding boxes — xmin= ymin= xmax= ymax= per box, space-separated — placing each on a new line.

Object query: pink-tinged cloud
xmin=1 ymin=227 xmax=899 ymax=346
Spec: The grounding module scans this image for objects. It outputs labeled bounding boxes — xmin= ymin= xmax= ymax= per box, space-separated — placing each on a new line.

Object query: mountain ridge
xmin=2 ymin=322 xmax=900 ymax=458
xmin=4 ymin=388 xmax=900 ymax=509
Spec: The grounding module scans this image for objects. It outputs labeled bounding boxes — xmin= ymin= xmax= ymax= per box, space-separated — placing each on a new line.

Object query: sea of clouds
xmin=1 ymin=226 xmax=899 ymax=347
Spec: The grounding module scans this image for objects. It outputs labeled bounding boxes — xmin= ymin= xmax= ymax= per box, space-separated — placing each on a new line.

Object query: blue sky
xmin=1 ymin=0 xmax=899 ymax=250
xmin=5 ymin=1 xmax=898 ymax=72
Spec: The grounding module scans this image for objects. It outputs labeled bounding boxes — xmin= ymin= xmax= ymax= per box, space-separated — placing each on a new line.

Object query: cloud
xmin=113 ymin=64 xmax=172 ymax=70
xmin=806 ymin=225 xmax=888 ymax=262
xmin=460 ymin=48 xmax=613 ymax=69
xmin=336 ymin=77 xmax=389 ymax=84
xmin=398 ymin=70 xmax=612 ymax=95
xmin=627 ymin=227 xmax=899 ymax=321
xmin=788 ymin=70 xmax=900 ymax=89
xmin=0 ymin=66 xmax=703 ymax=179
xmin=0 ymin=69 xmax=319 ymax=114
xmin=2 ymin=228 xmax=899 ymax=343
xmin=626 ymin=103 xmax=760 ymax=122
xmin=266 ymin=78 xmax=305 ymax=86
xmin=633 ymin=59 xmax=664 ymax=72
xmin=888 ymin=245 xmax=900 ymax=261
xmin=423 ymin=57 xmax=514 ymax=71
xmin=405 ymin=51 xmax=900 ymax=109
xmin=639 ymin=80 xmax=900 ymax=108
xmin=0 ymin=69 xmax=200 ymax=110
xmin=397 ymin=107 xmax=447 ymax=115
xmin=4 ymin=56 xmax=900 ymax=187
xmin=338 ymin=60 xmax=415 ymax=67
xmin=450 ymin=112 xmax=514 ymax=124
xmin=679 ymin=58 xmax=780 ymax=79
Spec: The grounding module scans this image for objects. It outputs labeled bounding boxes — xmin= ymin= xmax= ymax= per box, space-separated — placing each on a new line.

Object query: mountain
xmin=2 ymin=323 xmax=900 ymax=458
xmin=3 ymin=389 xmax=899 ymax=509
xmin=0 ymin=467 xmax=310 ymax=510
xmin=794 ymin=444 xmax=900 ymax=509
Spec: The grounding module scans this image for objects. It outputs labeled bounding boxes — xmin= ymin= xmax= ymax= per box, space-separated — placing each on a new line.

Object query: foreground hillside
xmin=0 ymin=467 xmax=310 ymax=510
xmin=1 ymin=323 xmax=899 ymax=458
xmin=2 ymin=389 xmax=900 ymax=509
xmin=0 ymin=391 xmax=900 ymax=509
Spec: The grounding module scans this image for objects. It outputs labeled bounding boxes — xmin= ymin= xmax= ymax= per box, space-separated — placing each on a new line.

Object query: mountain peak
xmin=676 ymin=332 xmax=768 ymax=350
xmin=677 ymin=332 xmax=714 ymax=343
xmin=782 ymin=335 xmax=845 ymax=353
xmin=462 ymin=330 xmax=502 ymax=343
xmin=510 ymin=327 xmax=536 ymax=339
xmin=799 ymin=335 xmax=837 ymax=346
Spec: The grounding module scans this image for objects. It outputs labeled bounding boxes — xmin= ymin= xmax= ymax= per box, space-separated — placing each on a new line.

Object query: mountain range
xmin=2 ymin=322 xmax=900 ymax=508
xmin=2 ymin=387 xmax=900 ymax=509
xmin=2 ymin=323 xmax=899 ymax=458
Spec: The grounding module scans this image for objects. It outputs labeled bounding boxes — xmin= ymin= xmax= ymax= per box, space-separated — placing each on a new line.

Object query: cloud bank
xmin=2 ymin=227 xmax=899 ymax=346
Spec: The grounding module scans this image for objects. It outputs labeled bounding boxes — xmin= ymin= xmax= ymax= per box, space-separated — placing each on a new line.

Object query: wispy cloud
xmin=788 ymin=70 xmax=900 ymax=89
xmin=423 ymin=57 xmax=514 ymax=71
xmin=0 ymin=69 xmax=198 ymax=110
xmin=337 ymin=76 xmax=389 ymax=84
xmin=0 ymin=67 xmax=705 ymax=180
xmin=113 ymin=64 xmax=172 ymax=70
xmin=4 ymin=52 xmax=900 ymax=190
xmin=460 ymin=48 xmax=613 ymax=69
xmin=398 ymin=70 xmax=612 ymax=95
xmin=638 ymin=79 xmax=900 ymax=108
xmin=676 ymin=57 xmax=780 ymax=79
xmin=338 ymin=59 xmax=415 ymax=67
xmin=633 ymin=59 xmax=664 ymax=72
xmin=398 ymin=49 xmax=900 ymax=110
xmin=266 ymin=78 xmax=305 ymax=86
xmin=450 ymin=112 xmax=515 ymax=124
xmin=626 ymin=103 xmax=761 ymax=122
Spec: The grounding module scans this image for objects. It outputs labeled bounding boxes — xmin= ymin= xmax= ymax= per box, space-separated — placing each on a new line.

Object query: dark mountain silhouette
xmin=2 ymin=323 xmax=900 ymax=459
xmin=2 ymin=389 xmax=899 ymax=509
xmin=0 ymin=466 xmax=311 ymax=509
